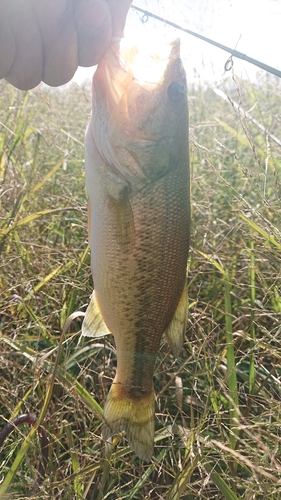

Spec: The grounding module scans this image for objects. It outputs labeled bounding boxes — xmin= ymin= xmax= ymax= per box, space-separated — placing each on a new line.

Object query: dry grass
xmin=0 ymin=72 xmax=281 ymax=499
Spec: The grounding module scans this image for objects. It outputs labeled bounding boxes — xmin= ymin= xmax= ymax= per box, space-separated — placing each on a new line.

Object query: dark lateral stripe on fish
xmin=128 ymin=351 xmax=157 ymax=399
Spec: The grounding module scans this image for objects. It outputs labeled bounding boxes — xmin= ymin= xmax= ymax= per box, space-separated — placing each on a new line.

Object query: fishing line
xmin=131 ymin=4 xmax=281 ymax=79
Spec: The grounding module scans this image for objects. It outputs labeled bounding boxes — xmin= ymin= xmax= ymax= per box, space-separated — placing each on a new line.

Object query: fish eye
xmin=167 ymin=82 xmax=186 ymax=103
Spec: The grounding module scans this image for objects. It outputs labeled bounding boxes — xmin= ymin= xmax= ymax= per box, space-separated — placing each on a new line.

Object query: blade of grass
xmin=204 ymin=463 xmax=240 ymax=500
xmin=210 ymin=439 xmax=281 ymax=483
xmin=11 ymin=383 xmax=39 ymax=421
xmin=166 ymin=456 xmax=199 ymax=500
xmin=239 ymin=213 xmax=281 ymax=250
xmin=65 ymin=423 xmax=84 ymax=498
xmin=0 ymin=207 xmax=77 ymax=238
xmin=272 ymin=286 xmax=281 ymax=313
xmin=29 ymin=158 xmax=64 ymax=195
xmin=195 ymin=249 xmax=239 ymax=447
xmin=21 ymin=302 xmax=56 ymax=345
xmin=214 ymin=116 xmax=275 ymax=172
xmin=225 ymin=279 xmax=239 ymax=448
xmin=249 ymin=241 xmax=256 ymax=392
xmin=127 ymin=449 xmax=166 ymax=500
xmin=0 ymin=148 xmax=5 ymax=184
xmin=210 ymin=471 xmax=240 ymax=500
xmin=23 ymin=260 xmax=74 ymax=302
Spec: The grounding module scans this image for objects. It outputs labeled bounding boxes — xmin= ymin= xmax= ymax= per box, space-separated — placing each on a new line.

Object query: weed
xmin=0 ymin=73 xmax=281 ymax=498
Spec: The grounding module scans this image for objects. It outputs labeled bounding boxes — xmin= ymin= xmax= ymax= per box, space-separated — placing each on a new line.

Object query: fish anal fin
xmin=102 ymin=383 xmax=155 ymax=462
xmin=82 ymin=291 xmax=111 ymax=338
xmin=164 ymin=280 xmax=188 ymax=357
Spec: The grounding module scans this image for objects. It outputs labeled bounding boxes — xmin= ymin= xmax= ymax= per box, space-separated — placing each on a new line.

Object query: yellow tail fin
xmin=102 ymin=383 xmax=155 ymax=461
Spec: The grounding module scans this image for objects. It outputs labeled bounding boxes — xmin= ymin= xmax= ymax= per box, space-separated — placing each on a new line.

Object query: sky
xmin=72 ymin=0 xmax=281 ymax=85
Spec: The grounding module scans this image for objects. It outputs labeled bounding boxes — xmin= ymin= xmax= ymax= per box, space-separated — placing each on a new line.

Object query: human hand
xmin=0 ymin=0 xmax=131 ymax=90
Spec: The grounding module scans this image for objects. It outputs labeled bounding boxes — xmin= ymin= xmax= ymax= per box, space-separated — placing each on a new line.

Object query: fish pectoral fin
xmin=82 ymin=291 xmax=111 ymax=338
xmin=102 ymin=384 xmax=155 ymax=462
xmin=107 ymin=175 xmax=136 ymax=252
xmin=164 ymin=279 xmax=188 ymax=357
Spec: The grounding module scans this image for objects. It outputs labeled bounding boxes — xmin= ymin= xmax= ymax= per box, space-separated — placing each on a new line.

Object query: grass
xmin=0 ymin=69 xmax=281 ymax=499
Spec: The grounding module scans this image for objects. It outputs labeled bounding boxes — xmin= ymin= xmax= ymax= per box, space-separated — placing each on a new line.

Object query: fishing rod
xmin=213 ymin=87 xmax=281 ymax=147
xmin=131 ymin=4 xmax=281 ymax=79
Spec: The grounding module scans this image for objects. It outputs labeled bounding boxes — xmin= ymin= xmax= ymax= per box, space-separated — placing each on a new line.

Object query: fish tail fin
xmin=102 ymin=383 xmax=155 ymax=461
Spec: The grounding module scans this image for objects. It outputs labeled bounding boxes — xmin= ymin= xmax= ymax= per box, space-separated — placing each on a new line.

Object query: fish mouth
xmin=120 ymin=38 xmax=181 ymax=88
xmin=98 ymin=39 xmax=182 ymax=112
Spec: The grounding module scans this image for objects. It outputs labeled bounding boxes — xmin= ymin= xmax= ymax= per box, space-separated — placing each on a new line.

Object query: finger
xmin=5 ymin=0 xmax=43 ymax=90
xmin=33 ymin=0 xmax=78 ymax=87
xmin=73 ymin=0 xmax=112 ymax=67
xmin=0 ymin=0 xmax=17 ymax=79
xmin=107 ymin=0 xmax=132 ymax=37
xmin=0 ymin=21 xmax=16 ymax=79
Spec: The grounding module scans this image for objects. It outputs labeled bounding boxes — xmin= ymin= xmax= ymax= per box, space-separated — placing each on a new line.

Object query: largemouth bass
xmin=83 ymin=38 xmax=190 ymax=461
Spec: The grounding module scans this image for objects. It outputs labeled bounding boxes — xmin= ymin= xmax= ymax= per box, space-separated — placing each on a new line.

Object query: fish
xmin=83 ymin=38 xmax=190 ymax=461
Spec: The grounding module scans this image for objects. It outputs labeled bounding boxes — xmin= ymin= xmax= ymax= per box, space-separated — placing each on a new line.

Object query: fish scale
xmin=83 ymin=38 xmax=190 ymax=460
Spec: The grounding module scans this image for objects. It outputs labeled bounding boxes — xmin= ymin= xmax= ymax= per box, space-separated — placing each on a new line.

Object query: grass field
xmin=0 ymin=70 xmax=281 ymax=499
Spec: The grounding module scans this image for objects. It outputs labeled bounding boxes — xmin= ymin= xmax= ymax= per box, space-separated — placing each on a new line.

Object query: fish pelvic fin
xmin=82 ymin=291 xmax=111 ymax=337
xmin=164 ymin=279 xmax=188 ymax=357
xmin=102 ymin=383 xmax=155 ymax=462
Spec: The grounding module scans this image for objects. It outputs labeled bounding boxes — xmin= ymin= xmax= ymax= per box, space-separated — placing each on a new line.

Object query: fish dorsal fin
xmin=164 ymin=279 xmax=188 ymax=357
xmin=82 ymin=291 xmax=111 ymax=338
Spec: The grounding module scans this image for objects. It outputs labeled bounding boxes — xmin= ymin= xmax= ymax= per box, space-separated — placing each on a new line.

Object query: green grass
xmin=0 ymin=71 xmax=281 ymax=499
